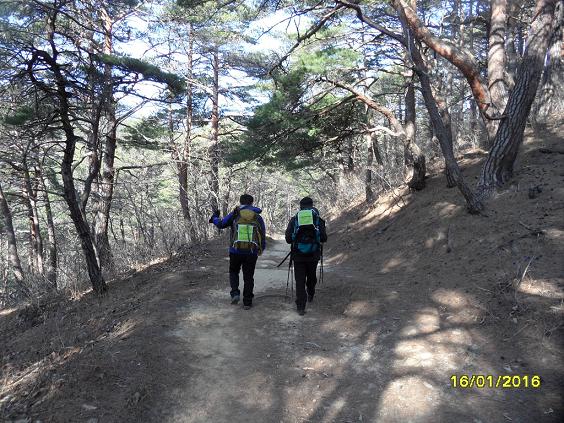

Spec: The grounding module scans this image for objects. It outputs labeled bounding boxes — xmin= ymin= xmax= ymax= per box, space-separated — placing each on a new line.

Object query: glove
xmin=208 ymin=210 xmax=220 ymax=223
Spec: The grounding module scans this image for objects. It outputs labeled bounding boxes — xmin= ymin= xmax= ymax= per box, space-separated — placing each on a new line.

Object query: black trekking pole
xmin=319 ymin=244 xmax=324 ymax=285
xmin=285 ymin=256 xmax=293 ymax=301
xmin=277 ymin=251 xmax=291 ymax=268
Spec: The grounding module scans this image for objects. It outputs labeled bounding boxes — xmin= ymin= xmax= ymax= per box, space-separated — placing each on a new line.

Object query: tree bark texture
xmin=404 ymin=77 xmax=426 ymax=190
xmin=93 ymin=7 xmax=117 ymax=272
xmin=486 ymin=0 xmax=510 ymax=142
xmin=365 ymin=132 xmax=377 ymax=202
xmin=478 ymin=0 xmax=559 ymax=197
xmin=0 ymin=181 xmax=27 ymax=294
xmin=178 ymin=23 xmax=197 ymax=241
xmin=534 ymin=0 xmax=564 ymax=120
xmin=405 ymin=30 xmax=483 ymax=212
xmin=38 ymin=168 xmax=58 ymax=288
xmin=209 ymin=47 xmax=220 ymax=212
xmin=22 ymin=161 xmax=44 ymax=275
xmin=27 ymin=42 xmax=107 ymax=293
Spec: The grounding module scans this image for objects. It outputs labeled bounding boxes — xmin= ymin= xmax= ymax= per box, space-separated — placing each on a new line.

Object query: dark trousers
xmin=294 ymin=260 xmax=318 ymax=310
xmin=229 ymin=253 xmax=258 ymax=306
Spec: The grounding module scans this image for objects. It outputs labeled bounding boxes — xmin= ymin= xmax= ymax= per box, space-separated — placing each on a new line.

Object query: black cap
xmin=240 ymin=194 xmax=254 ymax=205
xmin=299 ymin=196 xmax=314 ymax=208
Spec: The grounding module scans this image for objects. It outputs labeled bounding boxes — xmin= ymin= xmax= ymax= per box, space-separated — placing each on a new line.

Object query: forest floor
xmin=1 ymin=124 xmax=563 ymax=423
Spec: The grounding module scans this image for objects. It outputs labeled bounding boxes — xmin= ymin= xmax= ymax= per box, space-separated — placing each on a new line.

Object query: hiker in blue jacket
xmin=209 ymin=194 xmax=266 ymax=309
xmin=285 ymin=197 xmax=327 ymax=316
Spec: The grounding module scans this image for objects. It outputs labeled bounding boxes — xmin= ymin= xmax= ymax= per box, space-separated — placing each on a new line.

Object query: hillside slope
xmin=1 ymin=124 xmax=562 ymax=423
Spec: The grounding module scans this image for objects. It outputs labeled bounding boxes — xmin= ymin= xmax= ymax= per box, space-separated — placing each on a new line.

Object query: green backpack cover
xmin=231 ymin=208 xmax=263 ymax=255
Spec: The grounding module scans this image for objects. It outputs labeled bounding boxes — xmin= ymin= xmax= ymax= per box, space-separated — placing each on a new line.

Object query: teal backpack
xmin=292 ymin=209 xmax=321 ymax=254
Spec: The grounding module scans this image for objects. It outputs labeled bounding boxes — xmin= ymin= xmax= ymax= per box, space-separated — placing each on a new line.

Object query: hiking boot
xmin=231 ymin=295 xmax=240 ymax=305
xmin=297 ymin=309 xmax=306 ymax=316
xmin=307 ymin=294 xmax=314 ymax=303
xmin=243 ymin=304 xmax=252 ymax=310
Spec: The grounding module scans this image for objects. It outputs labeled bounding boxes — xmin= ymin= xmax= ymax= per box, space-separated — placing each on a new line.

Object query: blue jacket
xmin=212 ymin=205 xmax=266 ymax=255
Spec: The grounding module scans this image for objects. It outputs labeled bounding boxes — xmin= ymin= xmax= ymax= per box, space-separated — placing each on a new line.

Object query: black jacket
xmin=285 ymin=207 xmax=327 ymax=262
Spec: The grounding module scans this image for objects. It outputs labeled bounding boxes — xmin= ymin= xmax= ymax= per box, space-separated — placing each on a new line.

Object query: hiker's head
xmin=299 ymin=196 xmax=314 ymax=209
xmin=240 ymin=194 xmax=254 ymax=206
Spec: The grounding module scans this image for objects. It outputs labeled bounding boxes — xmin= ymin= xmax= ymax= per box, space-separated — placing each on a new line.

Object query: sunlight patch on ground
xmin=424 ymin=227 xmax=448 ymax=249
xmin=321 ymin=397 xmax=347 ymax=423
xmin=518 ymin=278 xmax=564 ymax=299
xmin=399 ymin=307 xmax=440 ymax=337
xmin=381 ymin=254 xmax=417 ymax=272
xmin=301 ymin=354 xmax=336 ymax=371
xmin=343 ymin=300 xmax=380 ymax=317
xmin=376 ymin=375 xmax=439 ymax=422
xmin=1 ymin=347 xmax=82 ymax=403
xmin=394 ymin=340 xmax=459 ymax=371
xmin=320 ymin=317 xmax=370 ymax=340
xmin=432 ymin=288 xmax=473 ymax=309
xmin=0 ymin=307 xmax=16 ymax=317
xmin=544 ymin=227 xmax=564 ymax=241
xmin=325 ymin=251 xmax=349 ymax=264
xmin=435 ymin=201 xmax=463 ymax=217
xmin=107 ymin=318 xmax=138 ymax=341
xmin=428 ymin=327 xmax=474 ymax=346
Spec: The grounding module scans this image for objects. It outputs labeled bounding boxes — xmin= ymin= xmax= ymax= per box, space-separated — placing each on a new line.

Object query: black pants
xmin=229 ymin=253 xmax=258 ymax=306
xmin=294 ymin=260 xmax=318 ymax=310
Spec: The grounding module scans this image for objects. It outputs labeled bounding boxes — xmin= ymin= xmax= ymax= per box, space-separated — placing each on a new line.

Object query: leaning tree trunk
xmin=28 ymin=44 xmax=107 ymax=293
xmin=0 ymin=180 xmax=28 ymax=296
xmin=406 ymin=30 xmax=483 ymax=213
xmin=477 ymin=0 xmax=559 ymax=197
xmin=404 ymin=75 xmax=426 ymax=190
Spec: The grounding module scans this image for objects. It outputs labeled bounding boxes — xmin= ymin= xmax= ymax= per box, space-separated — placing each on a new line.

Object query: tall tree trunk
xmin=38 ymin=168 xmax=57 ymax=288
xmin=0 ymin=181 xmax=28 ymax=295
xmin=404 ymin=75 xmax=426 ymax=190
xmin=60 ymin=111 xmax=107 ymax=293
xmin=178 ymin=23 xmax=197 ymax=241
xmin=431 ymin=75 xmax=457 ymax=188
xmin=94 ymin=7 xmax=116 ymax=271
xmin=365 ymin=132 xmax=377 ymax=202
xmin=468 ymin=0 xmax=480 ymax=140
xmin=486 ymin=0 xmax=510 ymax=144
xmin=477 ymin=0 xmax=559 ymax=197
xmin=208 ymin=46 xmax=220 ymax=212
xmin=22 ymin=159 xmax=44 ymax=275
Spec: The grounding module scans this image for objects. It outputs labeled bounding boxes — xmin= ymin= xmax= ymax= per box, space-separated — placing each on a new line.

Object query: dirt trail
xmin=2 ymin=235 xmax=562 ymax=422
xmin=122 ymin=240 xmax=560 ymax=423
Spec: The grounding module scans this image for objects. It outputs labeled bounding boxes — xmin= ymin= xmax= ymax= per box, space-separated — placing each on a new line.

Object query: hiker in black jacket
xmin=285 ymin=197 xmax=327 ymax=316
